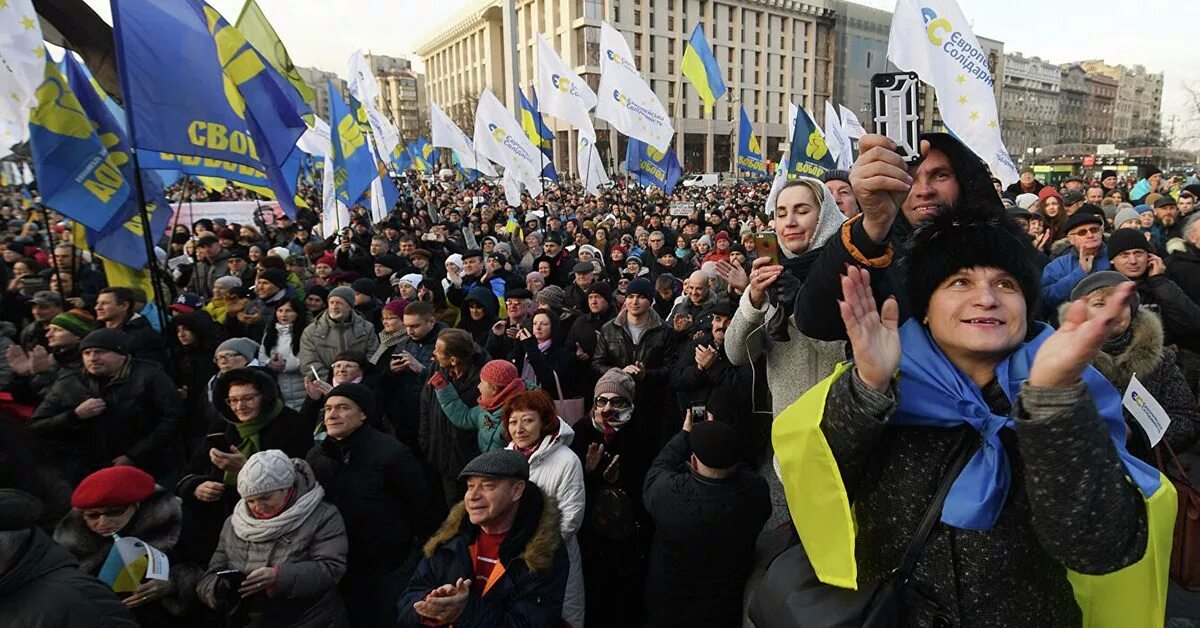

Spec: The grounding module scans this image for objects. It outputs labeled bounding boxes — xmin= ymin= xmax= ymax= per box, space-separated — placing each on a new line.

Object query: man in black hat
xmin=189 ymin=233 xmax=231 ymax=299
xmin=669 ymin=297 xmax=755 ymax=438
xmin=541 ymin=234 xmax=572 ymax=286
xmin=564 ymin=261 xmax=595 ymax=314
xmin=398 ymin=449 xmax=568 ymax=627
xmin=306 ymin=383 xmax=434 ymax=628
xmin=486 ymin=287 xmax=534 ymax=360
xmin=224 ymin=247 xmax=256 ymax=285
xmin=28 ymin=329 xmax=183 ymax=483
xmin=642 ymin=416 xmax=769 ymax=628
xmin=20 ymin=290 xmax=62 ymax=351
xmin=1106 ymin=228 xmax=1200 ymax=351
xmin=1061 ymin=189 xmax=1085 ymax=217
xmin=351 ymin=277 xmax=384 ymax=331
xmin=821 ymin=169 xmax=860 ymax=219
xmin=1151 ymin=195 xmax=1182 ymax=251
xmin=1042 ymin=211 xmax=1111 ymax=310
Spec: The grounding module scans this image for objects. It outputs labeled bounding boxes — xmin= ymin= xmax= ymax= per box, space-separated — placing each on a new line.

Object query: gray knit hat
xmin=536 ymin=285 xmax=566 ymax=310
xmin=238 ymin=450 xmax=295 ymax=497
xmin=594 ymin=368 xmax=635 ymax=401
xmin=216 ymin=337 xmax=258 ymax=362
xmin=1113 ymin=207 xmax=1141 ymax=228
xmin=458 ymin=449 xmax=530 ymax=481
xmin=328 ymin=286 xmax=356 ymax=306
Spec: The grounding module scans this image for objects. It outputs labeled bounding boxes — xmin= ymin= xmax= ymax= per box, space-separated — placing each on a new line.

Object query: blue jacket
xmin=1041 ymin=245 xmax=1110 ymax=309
xmin=398 ymin=485 xmax=568 ymax=627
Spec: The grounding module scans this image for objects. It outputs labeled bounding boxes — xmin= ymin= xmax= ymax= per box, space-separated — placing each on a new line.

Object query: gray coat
xmin=196 ymin=461 xmax=349 ymax=628
xmin=298 ymin=310 xmax=379 ymax=380
xmin=818 ymin=369 xmax=1147 ymax=626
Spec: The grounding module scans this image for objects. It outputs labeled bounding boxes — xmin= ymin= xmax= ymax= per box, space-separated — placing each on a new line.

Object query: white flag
xmin=297 ymin=117 xmax=331 ymax=157
xmin=430 ymin=100 xmax=497 ymax=177
xmin=322 ymin=141 xmax=349 ymax=234
xmin=824 ymin=100 xmax=853 ymax=170
xmin=839 ymin=104 xmax=867 ymax=140
xmin=473 ymin=89 xmax=543 ymax=198
xmin=0 ymin=0 xmax=44 ymax=154
xmin=788 ymin=102 xmax=799 ymax=143
xmin=888 ymin=0 xmax=1017 ymax=185
xmin=594 ymin=21 xmax=673 ymax=153
xmin=347 ymin=51 xmax=402 ymax=165
xmin=502 ymin=170 xmax=524 ymax=208
xmin=578 ymin=134 xmax=609 ymax=197
xmin=536 ymin=33 xmax=597 ymax=132
xmin=1123 ymin=374 xmax=1171 ymax=447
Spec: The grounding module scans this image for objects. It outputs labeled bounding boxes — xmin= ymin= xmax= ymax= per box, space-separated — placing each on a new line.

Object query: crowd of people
xmin=0 ymin=131 xmax=1199 ymax=627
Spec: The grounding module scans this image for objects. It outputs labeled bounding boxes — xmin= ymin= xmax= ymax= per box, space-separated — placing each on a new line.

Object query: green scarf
xmin=224 ymin=398 xmax=284 ymax=485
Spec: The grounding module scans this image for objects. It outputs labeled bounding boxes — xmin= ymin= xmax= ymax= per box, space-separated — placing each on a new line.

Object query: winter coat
xmin=642 ymin=431 xmax=770 ymax=628
xmin=259 ymin=323 xmax=306 ymax=411
xmin=1167 ymin=241 xmax=1200 ymax=306
xmin=307 ymin=424 xmax=435 ymax=626
xmin=1130 ymin=273 xmax=1200 ymax=352
xmin=433 ymin=382 xmax=522 ymax=454
xmin=564 ymin=308 xmax=613 ymax=397
xmin=1040 ymin=245 xmax=1111 ymax=310
xmin=512 ymin=420 xmax=586 ymax=628
xmin=456 ymin=286 xmax=500 ymax=347
xmin=189 ymin=247 xmax=231 ymax=299
xmin=816 ymin=368 xmax=1147 ymax=626
xmin=175 ymin=367 xmax=315 ymax=560
xmin=29 ymin=357 xmax=184 ymax=483
xmin=53 ymin=487 xmax=205 ymax=627
xmin=1085 ymin=306 xmax=1200 ymax=462
xmin=170 ymin=311 xmax=224 ymax=450
xmin=794 ymin=133 xmax=1005 ymax=341
xmin=665 ymin=289 xmax=720 ymax=332
xmin=0 ymin=527 xmax=138 ymax=628
xmin=298 ymin=310 xmax=379 ymax=381
xmin=121 ymin=313 xmax=168 ymax=366
xmin=397 ymin=484 xmax=569 ymax=627
xmin=196 ymin=460 xmax=349 ymax=628
xmin=374 ymin=322 xmax=446 ymax=446
xmin=592 ymin=308 xmax=677 ymax=447
xmin=669 ymin=331 xmax=761 ymax=457
xmin=419 ymin=350 xmax=487 ymax=484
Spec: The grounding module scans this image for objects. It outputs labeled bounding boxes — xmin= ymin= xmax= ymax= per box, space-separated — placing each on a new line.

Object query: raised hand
xmin=747 ymin=256 xmax=783 ymax=309
xmin=1029 ymin=281 xmax=1136 ymax=388
xmin=848 ymin=135 xmax=925 ymax=244
xmin=5 ymin=345 xmax=31 ymax=377
xmin=838 ymin=266 xmax=899 ymax=392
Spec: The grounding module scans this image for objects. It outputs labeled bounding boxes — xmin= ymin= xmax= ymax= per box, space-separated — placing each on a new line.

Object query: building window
xmin=583 ymin=0 xmax=602 ymax=19
xmin=634 ymin=9 xmax=641 ymax=26
xmin=668 ymin=59 xmax=674 ymax=74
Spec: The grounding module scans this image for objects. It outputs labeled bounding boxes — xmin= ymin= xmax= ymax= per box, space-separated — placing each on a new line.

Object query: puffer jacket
xmin=513 ymin=420 xmax=586 ymax=628
xmin=0 ymin=527 xmax=138 ymax=628
xmin=196 ymin=459 xmax=349 ymax=628
xmin=298 ymin=310 xmax=379 ymax=380
xmin=397 ymin=484 xmax=569 ymax=627
xmin=259 ymin=323 xmax=306 ymax=411
xmin=54 ymin=487 xmax=205 ymax=627
xmin=419 ymin=350 xmax=487 ymax=484
xmin=28 ymin=357 xmax=184 ymax=483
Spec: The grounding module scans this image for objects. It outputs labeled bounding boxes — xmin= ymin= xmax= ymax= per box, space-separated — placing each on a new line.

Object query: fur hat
xmin=237 ymin=450 xmax=295 ymax=497
xmin=906 ymin=203 xmax=1041 ymax=325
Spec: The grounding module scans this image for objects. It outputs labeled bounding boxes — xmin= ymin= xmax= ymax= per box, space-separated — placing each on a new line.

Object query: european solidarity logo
xmin=605 ymin=50 xmax=638 ymax=73
xmin=487 ymin=123 xmax=534 ymax=163
xmin=612 ymin=90 xmax=666 ymax=126
xmin=920 ymin=6 xmax=993 ymax=86
xmin=551 ymin=74 xmax=582 ymax=98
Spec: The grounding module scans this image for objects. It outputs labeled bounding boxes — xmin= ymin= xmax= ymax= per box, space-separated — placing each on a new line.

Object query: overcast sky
xmin=82 ymin=0 xmax=1194 ymax=145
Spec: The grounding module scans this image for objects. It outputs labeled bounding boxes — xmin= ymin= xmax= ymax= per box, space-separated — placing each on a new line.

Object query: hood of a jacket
xmin=923 ymin=132 xmax=1004 ymax=215
xmin=1085 ymin=305 xmax=1165 ymax=389
xmin=525 ymin=418 xmax=575 ymax=465
xmin=172 ymin=310 xmax=220 ymax=351
xmin=423 ymin=483 xmax=562 ymax=573
xmin=0 ymin=529 xmax=76 ymax=596
xmin=212 ymin=366 xmax=282 ymax=423
xmin=464 ymin=286 xmax=499 ymax=318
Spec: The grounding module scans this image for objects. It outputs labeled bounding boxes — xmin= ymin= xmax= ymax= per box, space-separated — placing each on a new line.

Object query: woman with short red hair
xmin=502 ymin=389 xmax=585 ymax=627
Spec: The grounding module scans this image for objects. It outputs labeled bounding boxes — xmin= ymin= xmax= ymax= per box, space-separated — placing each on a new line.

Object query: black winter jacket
xmin=1167 ymin=242 xmax=1200 ymax=305
xmin=1133 ymin=273 xmax=1200 ymax=351
xmin=419 ymin=350 xmax=487 ymax=482
xmin=373 ymin=322 xmax=446 ymax=446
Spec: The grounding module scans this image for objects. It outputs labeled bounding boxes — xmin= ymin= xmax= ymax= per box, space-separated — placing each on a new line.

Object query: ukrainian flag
xmin=519 ymin=88 xmax=558 ymax=182
xmin=681 ymin=24 xmax=727 ymax=112
xmin=407 ymin=141 xmax=429 ymax=173
xmin=417 ymin=137 xmax=439 ymax=170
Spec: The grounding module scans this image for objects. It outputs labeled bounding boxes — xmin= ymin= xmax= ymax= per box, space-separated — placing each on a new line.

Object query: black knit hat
xmin=691 ymin=421 xmax=739 ymax=469
xmin=258 ymin=268 xmax=289 ymax=289
xmin=1107 ymin=228 xmax=1150 ymax=259
xmin=906 ymin=203 xmax=1041 ymax=324
xmin=326 ymin=382 xmax=376 ymax=417
xmin=821 ymin=169 xmax=851 ymax=185
xmin=79 ymin=328 xmax=132 ymax=355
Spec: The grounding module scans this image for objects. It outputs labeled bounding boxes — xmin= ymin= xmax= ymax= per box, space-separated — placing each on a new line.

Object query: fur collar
xmin=423 ymin=487 xmax=562 ymax=573
xmin=1080 ymin=305 xmax=1165 ymax=388
xmin=52 ymin=487 xmax=182 ymax=575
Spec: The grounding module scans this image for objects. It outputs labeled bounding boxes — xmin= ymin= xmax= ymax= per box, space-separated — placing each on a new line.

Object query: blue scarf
xmin=890 ymin=319 xmax=1161 ymax=530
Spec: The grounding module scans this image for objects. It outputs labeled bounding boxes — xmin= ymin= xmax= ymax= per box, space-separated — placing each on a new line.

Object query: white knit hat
xmin=238 ymin=450 xmax=295 ymax=497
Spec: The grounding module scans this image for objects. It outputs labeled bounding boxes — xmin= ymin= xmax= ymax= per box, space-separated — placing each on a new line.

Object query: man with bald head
xmin=667 ymin=270 xmax=719 ymax=335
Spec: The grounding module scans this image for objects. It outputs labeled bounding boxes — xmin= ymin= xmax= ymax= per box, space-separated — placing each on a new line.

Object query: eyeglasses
xmin=1069 ymin=226 xmax=1102 ymax=237
xmin=83 ymin=506 xmax=131 ymax=520
xmin=594 ymin=396 xmax=631 ymax=409
xmin=215 ymin=353 xmax=245 ymax=363
xmin=226 ymin=394 xmax=260 ymax=407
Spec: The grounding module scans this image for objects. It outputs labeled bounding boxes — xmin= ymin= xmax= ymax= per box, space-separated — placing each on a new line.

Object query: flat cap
xmin=458 ymin=449 xmax=530 ymax=481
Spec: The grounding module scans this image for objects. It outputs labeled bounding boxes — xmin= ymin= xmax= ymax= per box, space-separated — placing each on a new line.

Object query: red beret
xmin=71 ymin=466 xmax=155 ymax=509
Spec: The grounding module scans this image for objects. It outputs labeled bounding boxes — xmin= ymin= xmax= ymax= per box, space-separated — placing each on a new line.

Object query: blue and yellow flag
xmin=681 ymin=24 xmax=727 ymax=112
xmin=519 ymin=88 xmax=558 ymax=182
xmin=625 ymin=137 xmax=682 ymax=194
xmin=327 ymin=80 xmax=375 ymax=207
xmin=788 ymin=105 xmax=834 ymax=178
xmin=737 ymin=105 xmax=765 ymax=174
xmin=390 ymin=144 xmax=413 ymax=174
xmin=416 ymin=137 xmax=439 ymax=171
xmin=62 ymin=52 xmax=172 ymax=270
xmin=407 ymin=141 xmax=429 ymax=173
xmin=27 ymin=49 xmax=131 ymax=232
xmin=111 ymin=0 xmax=309 ymax=217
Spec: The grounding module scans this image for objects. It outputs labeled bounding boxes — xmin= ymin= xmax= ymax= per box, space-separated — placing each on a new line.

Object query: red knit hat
xmin=1037 ymin=186 xmax=1064 ymax=207
xmin=315 ymin=253 xmax=337 ymax=269
xmin=71 ymin=466 xmax=156 ymax=509
xmin=480 ymin=359 xmax=519 ymax=388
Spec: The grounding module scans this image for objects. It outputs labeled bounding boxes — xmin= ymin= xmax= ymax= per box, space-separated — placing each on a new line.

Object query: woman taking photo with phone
xmin=259 ymin=299 xmax=309 ymax=411
xmin=725 ymin=177 xmax=848 ymax=534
